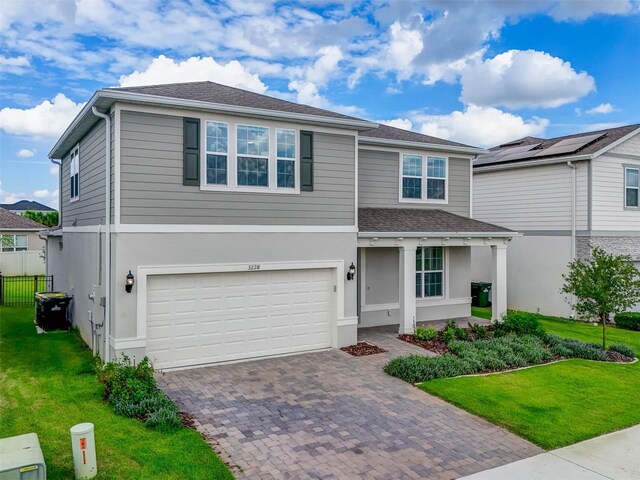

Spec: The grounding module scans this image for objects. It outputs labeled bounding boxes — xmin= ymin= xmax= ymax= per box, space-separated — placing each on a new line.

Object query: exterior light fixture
xmin=125 ymin=270 xmax=135 ymax=293
xmin=347 ymin=262 xmax=356 ymax=281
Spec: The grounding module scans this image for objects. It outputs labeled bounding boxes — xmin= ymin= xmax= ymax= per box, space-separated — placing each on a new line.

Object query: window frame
xmin=204 ymin=120 xmax=229 ymax=187
xmin=69 ymin=144 xmax=79 ymax=203
xmin=398 ymin=152 xmax=449 ymax=204
xmin=624 ymin=166 xmax=639 ymax=209
xmin=199 ymin=117 xmax=300 ymax=194
xmin=415 ymin=246 xmax=447 ymax=300
xmin=1 ymin=234 xmax=28 ymax=252
xmin=276 ymin=128 xmax=297 ymax=190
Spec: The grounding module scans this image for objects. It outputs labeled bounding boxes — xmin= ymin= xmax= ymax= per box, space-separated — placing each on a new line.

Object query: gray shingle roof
xmin=475 ymin=124 xmax=640 ymax=168
xmin=111 ymin=81 xmax=362 ymax=121
xmin=0 ymin=200 xmax=55 ymax=212
xmin=358 ymin=208 xmax=513 ymax=234
xmin=0 ymin=208 xmax=47 ymax=229
xmin=359 ymin=123 xmax=474 ymax=149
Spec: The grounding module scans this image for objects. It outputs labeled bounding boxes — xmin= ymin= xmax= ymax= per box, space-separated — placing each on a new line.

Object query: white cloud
xmin=0 ymin=55 xmax=30 ymax=74
xmin=380 ymin=118 xmax=413 ymax=130
xmin=547 ymin=0 xmax=637 ymax=21
xmin=118 ymin=55 xmax=267 ymax=93
xmin=460 ymin=50 xmax=595 ymax=109
xmin=586 ymin=103 xmax=616 ymax=114
xmin=33 ymin=189 xmax=49 ymax=198
xmin=0 ymin=94 xmax=84 ymax=139
xmin=0 ymin=186 xmax=59 ymax=210
xmin=17 ymin=148 xmax=35 ymax=157
xmin=416 ymin=105 xmax=549 ymax=147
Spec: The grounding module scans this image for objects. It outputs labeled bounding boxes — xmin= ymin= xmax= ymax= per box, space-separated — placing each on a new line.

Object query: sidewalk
xmin=460 ymin=425 xmax=640 ymax=480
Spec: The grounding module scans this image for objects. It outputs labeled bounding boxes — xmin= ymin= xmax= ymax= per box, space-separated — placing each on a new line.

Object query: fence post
xmin=34 ymin=275 xmax=38 ymax=296
xmin=51 ymin=275 xmax=54 ymax=292
xmin=0 ymin=273 xmax=3 ymax=306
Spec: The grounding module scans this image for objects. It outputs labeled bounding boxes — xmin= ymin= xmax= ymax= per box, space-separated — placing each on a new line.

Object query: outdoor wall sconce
xmin=125 ymin=270 xmax=135 ymax=293
xmin=347 ymin=262 xmax=356 ymax=281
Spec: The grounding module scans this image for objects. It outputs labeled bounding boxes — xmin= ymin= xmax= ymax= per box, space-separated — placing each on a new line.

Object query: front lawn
xmin=420 ymin=316 xmax=640 ymax=449
xmin=0 ymin=307 xmax=233 ymax=479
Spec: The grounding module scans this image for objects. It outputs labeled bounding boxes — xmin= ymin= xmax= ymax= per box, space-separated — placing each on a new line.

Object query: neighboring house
xmin=471 ymin=124 xmax=640 ymax=317
xmin=0 ymin=200 xmax=56 ymax=216
xmin=0 ymin=208 xmax=46 ymax=275
xmin=45 ymin=81 xmax=515 ymax=370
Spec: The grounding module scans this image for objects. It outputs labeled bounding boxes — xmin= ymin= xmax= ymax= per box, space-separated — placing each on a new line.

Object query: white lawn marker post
xmin=70 ymin=423 xmax=97 ymax=479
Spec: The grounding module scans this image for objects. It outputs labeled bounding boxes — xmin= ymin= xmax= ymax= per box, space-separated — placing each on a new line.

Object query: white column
xmin=399 ymin=245 xmax=417 ymax=335
xmin=491 ymin=244 xmax=508 ymax=321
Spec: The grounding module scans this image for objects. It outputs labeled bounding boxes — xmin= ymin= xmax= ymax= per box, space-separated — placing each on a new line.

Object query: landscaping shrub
xmin=614 ymin=312 xmax=640 ymax=331
xmin=543 ymin=335 xmax=608 ymax=361
xmin=415 ymin=326 xmax=437 ymax=341
xmin=468 ymin=322 xmax=489 ymax=340
xmin=494 ymin=311 xmax=546 ymax=338
xmin=608 ymin=343 xmax=637 ymax=359
xmin=442 ymin=327 xmax=456 ymax=344
xmin=95 ymin=355 xmax=181 ymax=432
xmin=383 ymin=354 xmax=473 ymax=383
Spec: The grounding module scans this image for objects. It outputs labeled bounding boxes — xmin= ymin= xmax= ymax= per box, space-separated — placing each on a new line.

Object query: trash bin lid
xmin=35 ymin=291 xmax=69 ymax=300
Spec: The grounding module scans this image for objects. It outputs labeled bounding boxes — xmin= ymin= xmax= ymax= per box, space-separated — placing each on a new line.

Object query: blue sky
xmin=1 ymin=0 xmax=639 ymax=210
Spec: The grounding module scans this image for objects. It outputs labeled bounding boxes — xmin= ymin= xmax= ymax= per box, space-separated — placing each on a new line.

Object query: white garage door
xmin=146 ymin=268 xmax=333 ymax=370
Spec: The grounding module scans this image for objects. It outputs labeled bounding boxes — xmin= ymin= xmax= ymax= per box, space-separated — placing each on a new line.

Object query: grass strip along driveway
xmin=421 ymin=312 xmax=640 ymax=449
xmin=0 ymin=307 xmax=233 ymax=479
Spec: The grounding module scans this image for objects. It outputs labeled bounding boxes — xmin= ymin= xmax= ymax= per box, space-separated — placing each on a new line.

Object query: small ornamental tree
xmin=23 ymin=210 xmax=58 ymax=227
xmin=562 ymin=247 xmax=640 ymax=349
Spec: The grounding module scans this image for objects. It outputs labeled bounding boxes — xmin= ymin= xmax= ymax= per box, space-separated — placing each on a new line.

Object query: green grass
xmin=2 ymin=276 xmax=50 ymax=305
xmin=419 ymin=315 xmax=640 ymax=449
xmin=0 ymin=307 xmax=234 ymax=479
xmin=471 ymin=306 xmax=492 ymax=320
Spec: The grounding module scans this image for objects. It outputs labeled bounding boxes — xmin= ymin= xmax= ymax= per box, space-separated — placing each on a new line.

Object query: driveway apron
xmin=158 ymin=337 xmax=542 ymax=480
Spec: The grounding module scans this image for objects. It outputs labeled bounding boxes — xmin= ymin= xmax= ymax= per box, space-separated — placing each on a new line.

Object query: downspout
xmin=92 ymin=107 xmax=111 ymax=362
xmin=567 ymin=161 xmax=576 ymax=261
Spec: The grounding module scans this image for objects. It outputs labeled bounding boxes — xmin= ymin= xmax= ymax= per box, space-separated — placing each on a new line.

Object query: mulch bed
xmin=607 ymin=350 xmax=636 ymax=363
xmin=399 ymin=334 xmax=449 ymax=354
xmin=341 ymin=342 xmax=386 ymax=356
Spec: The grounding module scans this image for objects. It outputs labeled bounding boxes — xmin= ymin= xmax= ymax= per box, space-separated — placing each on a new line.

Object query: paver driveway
xmin=158 ymin=328 xmax=542 ymax=479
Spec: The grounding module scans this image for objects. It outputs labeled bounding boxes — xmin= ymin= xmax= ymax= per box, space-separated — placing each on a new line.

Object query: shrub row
xmin=543 ymin=335 xmax=609 ymax=361
xmin=614 ymin=312 xmax=640 ymax=331
xmin=96 ymin=356 xmax=182 ymax=432
xmin=608 ymin=343 xmax=637 ymax=358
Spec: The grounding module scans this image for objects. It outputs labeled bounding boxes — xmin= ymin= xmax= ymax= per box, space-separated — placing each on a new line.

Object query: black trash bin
xmin=471 ymin=282 xmax=492 ymax=308
xmin=35 ymin=292 xmax=72 ymax=331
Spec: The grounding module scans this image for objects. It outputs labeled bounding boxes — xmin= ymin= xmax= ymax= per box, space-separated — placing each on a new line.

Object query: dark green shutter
xmin=183 ymin=117 xmax=200 ymax=186
xmin=300 ymin=130 xmax=313 ymax=191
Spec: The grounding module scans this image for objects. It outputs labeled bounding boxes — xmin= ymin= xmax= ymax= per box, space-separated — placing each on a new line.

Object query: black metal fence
xmin=0 ymin=275 xmax=54 ymax=306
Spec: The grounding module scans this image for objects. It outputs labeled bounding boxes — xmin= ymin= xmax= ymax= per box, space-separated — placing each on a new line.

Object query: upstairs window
xmin=237 ymin=125 xmax=269 ymax=187
xmin=401 ymin=154 xmax=447 ymax=202
xmin=416 ymin=247 xmax=444 ymax=298
xmin=206 ymin=121 xmax=228 ymax=185
xmin=70 ymin=145 xmax=79 ymax=201
xmin=277 ymin=129 xmax=296 ymax=189
xmin=625 ymin=167 xmax=639 ymax=208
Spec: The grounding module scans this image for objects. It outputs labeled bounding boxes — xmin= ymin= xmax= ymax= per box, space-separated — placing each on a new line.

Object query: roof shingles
xmin=358 ymin=208 xmax=512 ymax=234
xmin=0 ymin=208 xmax=47 ymax=230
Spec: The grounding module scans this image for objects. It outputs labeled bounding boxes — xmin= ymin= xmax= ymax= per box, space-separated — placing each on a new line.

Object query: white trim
xmin=109 ymin=337 xmax=146 ymax=349
xmin=469 ymin=156 xmax=474 ymax=218
xmin=69 ymin=143 xmax=80 ymax=203
xmin=114 ymin=104 xmax=121 ymax=226
xmin=135 ymin=259 xmax=346 ymax=348
xmin=62 ymin=225 xmax=103 ymax=233
xmin=354 ymin=134 xmax=359 ymax=228
xmin=337 ymin=316 xmax=358 ymax=327
xmin=624 ymin=166 xmax=639 ymax=208
xmin=398 ymin=153 xmax=449 ymax=204
xmin=358 ymin=136 xmax=486 ymax=155
xmin=417 ymin=296 xmax=471 ymax=308
xmin=358 ymin=231 xmax=516 ymax=238
xmin=360 ymin=247 xmax=367 ymax=306
xmin=111 ymin=224 xmax=358 ymax=233
xmin=475 ymin=154 xmax=591 ymax=172
xmin=360 ymin=303 xmax=400 ymax=312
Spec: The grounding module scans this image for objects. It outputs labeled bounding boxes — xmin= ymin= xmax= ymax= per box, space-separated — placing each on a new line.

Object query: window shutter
xmin=300 ymin=130 xmax=313 ymax=192
xmin=183 ymin=117 xmax=200 ymax=186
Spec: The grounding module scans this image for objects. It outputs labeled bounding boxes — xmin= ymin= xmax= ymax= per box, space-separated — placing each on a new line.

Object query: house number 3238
xmin=248 ymin=264 xmax=261 ymax=271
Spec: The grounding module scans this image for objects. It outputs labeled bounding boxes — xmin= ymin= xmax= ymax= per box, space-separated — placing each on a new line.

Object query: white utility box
xmin=0 ymin=433 xmax=46 ymax=480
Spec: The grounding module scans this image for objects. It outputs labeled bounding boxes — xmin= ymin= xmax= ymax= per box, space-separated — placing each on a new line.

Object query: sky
xmin=1 ymin=0 xmax=639 ymax=210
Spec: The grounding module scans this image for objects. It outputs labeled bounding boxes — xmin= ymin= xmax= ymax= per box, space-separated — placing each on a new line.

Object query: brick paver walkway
xmin=158 ymin=323 xmax=541 ymax=480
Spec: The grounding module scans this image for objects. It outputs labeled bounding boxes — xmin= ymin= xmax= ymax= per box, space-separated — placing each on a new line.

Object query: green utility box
xmin=471 ymin=282 xmax=492 ymax=308
xmin=35 ymin=292 xmax=72 ymax=331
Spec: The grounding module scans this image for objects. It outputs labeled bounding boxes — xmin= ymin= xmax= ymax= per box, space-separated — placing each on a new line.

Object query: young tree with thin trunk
xmin=562 ymin=247 xmax=640 ymax=349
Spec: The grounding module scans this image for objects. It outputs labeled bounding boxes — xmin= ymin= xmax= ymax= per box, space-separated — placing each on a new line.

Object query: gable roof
xmin=0 ymin=200 xmax=55 ymax=212
xmin=358 ymin=208 xmax=513 ymax=236
xmin=50 ymin=81 xmax=484 ymax=159
xmin=475 ymin=123 xmax=640 ymax=169
xmin=0 ymin=208 xmax=47 ymax=230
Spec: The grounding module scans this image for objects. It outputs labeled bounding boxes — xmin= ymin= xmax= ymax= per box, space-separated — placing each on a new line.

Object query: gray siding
xmin=358 ymin=148 xmax=471 ymax=216
xmin=119 ymin=111 xmax=356 ymax=225
xmin=61 ymin=119 xmax=107 ymax=227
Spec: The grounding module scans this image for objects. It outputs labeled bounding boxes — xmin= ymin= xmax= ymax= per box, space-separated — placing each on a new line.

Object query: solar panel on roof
xmin=532 ymin=132 xmax=607 ymax=158
xmin=475 ymin=143 xmax=541 ymax=166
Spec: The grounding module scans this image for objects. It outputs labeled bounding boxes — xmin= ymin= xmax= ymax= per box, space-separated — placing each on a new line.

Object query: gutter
xmin=357 ymin=231 xmax=520 ymax=238
xmin=474 ymin=153 xmax=592 ymax=173
xmin=91 ymin=107 xmax=111 ymax=362
xmin=358 ymin=136 xmax=487 ymax=156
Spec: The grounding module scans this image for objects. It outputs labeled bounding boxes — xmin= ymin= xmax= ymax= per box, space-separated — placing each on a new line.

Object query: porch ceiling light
xmin=125 ymin=270 xmax=135 ymax=293
xmin=347 ymin=262 xmax=356 ymax=281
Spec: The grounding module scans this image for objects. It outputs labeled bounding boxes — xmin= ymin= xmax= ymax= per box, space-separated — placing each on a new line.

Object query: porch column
xmin=491 ymin=244 xmax=508 ymax=321
xmin=399 ymin=245 xmax=417 ymax=335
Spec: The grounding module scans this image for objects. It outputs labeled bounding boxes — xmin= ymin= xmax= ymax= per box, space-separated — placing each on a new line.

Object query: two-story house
xmin=471 ymin=124 xmax=640 ymax=317
xmin=46 ymin=81 xmax=515 ymax=370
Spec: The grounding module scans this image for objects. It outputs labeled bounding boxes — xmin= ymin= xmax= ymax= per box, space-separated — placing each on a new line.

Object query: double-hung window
xmin=70 ymin=145 xmax=79 ymax=201
xmin=401 ymin=154 xmax=447 ymax=202
xmin=416 ymin=247 xmax=444 ymax=298
xmin=277 ymin=129 xmax=296 ymax=188
xmin=1 ymin=234 xmax=27 ymax=252
xmin=625 ymin=167 xmax=639 ymax=208
xmin=206 ymin=121 xmax=228 ymax=185
xmin=237 ymin=125 xmax=269 ymax=187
